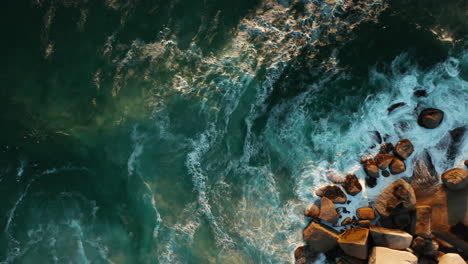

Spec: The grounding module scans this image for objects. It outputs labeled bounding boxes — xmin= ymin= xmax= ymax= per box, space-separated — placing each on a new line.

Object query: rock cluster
xmin=296 ymin=106 xmax=468 ymax=263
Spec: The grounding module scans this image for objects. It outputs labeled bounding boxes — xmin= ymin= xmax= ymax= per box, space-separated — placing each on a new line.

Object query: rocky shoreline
xmin=295 ymin=107 xmax=468 ymax=264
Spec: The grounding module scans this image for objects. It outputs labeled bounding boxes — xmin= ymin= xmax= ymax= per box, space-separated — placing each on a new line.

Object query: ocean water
xmin=0 ymin=0 xmax=467 ymax=263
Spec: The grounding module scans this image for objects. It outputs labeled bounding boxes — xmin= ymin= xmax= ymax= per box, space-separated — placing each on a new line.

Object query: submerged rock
xmin=374 ymin=179 xmax=416 ymax=217
xmin=418 ymin=108 xmax=444 ymax=129
xmin=370 ymin=226 xmax=413 ymax=250
xmin=343 ymin=174 xmax=362 ymax=196
xmin=316 ymin=185 xmax=347 ymax=204
xmin=303 ymin=222 xmax=339 ymax=252
xmin=411 ymin=151 xmax=438 ymax=192
xmin=381 ymin=170 xmax=390 ymax=177
xmin=387 ymin=102 xmax=406 ymax=114
xmin=394 ymin=139 xmax=414 ymax=160
xmin=441 ymin=168 xmax=468 ymax=191
xmin=319 ymin=197 xmax=339 ymax=224
xmin=389 ymin=158 xmax=406 ymax=174
xmin=369 ymin=247 xmax=417 ymax=264
xmin=447 ymin=127 xmax=466 ymax=164
xmin=338 ymin=227 xmax=369 ymax=260
xmin=366 ymin=176 xmax=377 ymax=188
xmin=414 ymin=89 xmax=428 ymax=97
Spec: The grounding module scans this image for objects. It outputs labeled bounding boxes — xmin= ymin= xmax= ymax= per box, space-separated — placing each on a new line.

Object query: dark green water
xmin=1 ymin=0 xmax=467 ymax=263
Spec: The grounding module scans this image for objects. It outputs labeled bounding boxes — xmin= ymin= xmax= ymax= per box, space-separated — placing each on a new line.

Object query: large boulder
xmin=294 ymin=245 xmax=317 ymax=264
xmin=441 ymin=168 xmax=468 ymax=191
xmin=375 ymin=154 xmax=394 ymax=169
xmin=316 ymin=185 xmax=347 ymax=204
xmin=415 ymin=184 xmax=467 ymax=233
xmin=394 ymin=139 xmax=414 ymax=160
xmin=338 ymin=227 xmax=370 ymax=260
xmin=357 ymin=207 xmax=376 ymax=220
xmin=390 ymin=158 xmax=406 ymax=174
xmin=303 ymin=222 xmax=339 ymax=252
xmin=370 ymin=226 xmax=413 ymax=250
xmin=343 ymin=174 xmax=362 ymax=196
xmin=374 ymin=179 xmax=416 ymax=217
xmin=414 ymin=205 xmax=431 ymax=238
xmin=304 ymin=202 xmax=320 ymax=219
xmin=418 ymin=108 xmax=444 ymax=129
xmin=411 ymin=151 xmax=439 ymax=193
xmin=438 ymin=253 xmax=465 ymax=264
xmin=369 ymin=247 xmax=417 ymax=264
xmin=318 ymin=197 xmax=338 ymax=224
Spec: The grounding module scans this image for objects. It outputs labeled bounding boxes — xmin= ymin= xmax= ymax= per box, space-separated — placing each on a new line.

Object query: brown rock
xmin=369 ymin=247 xmax=417 ymax=264
xmin=316 ymin=185 xmax=347 ymax=204
xmin=319 ymin=197 xmax=338 ymax=224
xmin=343 ymin=174 xmax=362 ymax=196
xmin=375 ymin=154 xmax=394 ymax=169
xmin=358 ymin=220 xmax=371 ymax=227
xmin=415 ymin=184 xmax=467 ymax=233
xmin=370 ymin=226 xmax=413 ymax=250
xmin=441 ymin=168 xmax=468 ymax=191
xmin=303 ymin=222 xmax=339 ymax=252
xmin=394 ymin=139 xmax=414 ymax=160
xmin=341 ymin=217 xmax=353 ymax=226
xmin=364 ymin=160 xmax=380 ymax=178
xmin=379 ymin=143 xmax=394 ymax=154
xmin=338 ymin=227 xmax=370 ymax=260
xmin=414 ymin=205 xmax=431 ymax=237
xmin=374 ymin=179 xmax=416 ymax=217
xmin=304 ymin=202 xmax=320 ymax=219
xmin=465 ymin=160 xmax=468 ymax=168
xmin=357 ymin=207 xmax=376 ymax=220
xmin=389 ymin=158 xmax=406 ymax=174
xmin=418 ymin=108 xmax=444 ymax=129
xmin=294 ymin=245 xmax=317 ymax=264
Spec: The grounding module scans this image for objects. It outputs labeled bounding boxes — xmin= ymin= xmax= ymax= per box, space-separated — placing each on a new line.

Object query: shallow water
xmin=1 ymin=0 xmax=467 ymax=263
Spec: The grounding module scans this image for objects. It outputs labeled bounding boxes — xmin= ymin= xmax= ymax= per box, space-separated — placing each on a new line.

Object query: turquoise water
xmin=1 ymin=0 xmax=467 ymax=263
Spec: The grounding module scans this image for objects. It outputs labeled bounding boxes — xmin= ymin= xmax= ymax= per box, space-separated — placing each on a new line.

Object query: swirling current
xmin=1 ymin=0 xmax=467 ymax=263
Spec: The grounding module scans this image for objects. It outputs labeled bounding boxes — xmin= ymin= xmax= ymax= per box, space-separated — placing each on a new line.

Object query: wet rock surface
xmin=394 ymin=139 xmax=414 ymax=160
xmin=342 ymin=174 xmax=362 ymax=196
xmin=441 ymin=168 xmax=468 ymax=191
xmin=389 ymin=157 xmax=406 ymax=174
xmin=303 ymin=222 xmax=339 ymax=252
xmin=411 ymin=151 xmax=438 ymax=192
xmin=316 ymin=185 xmax=348 ymax=204
xmin=417 ymin=108 xmax=444 ymax=129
